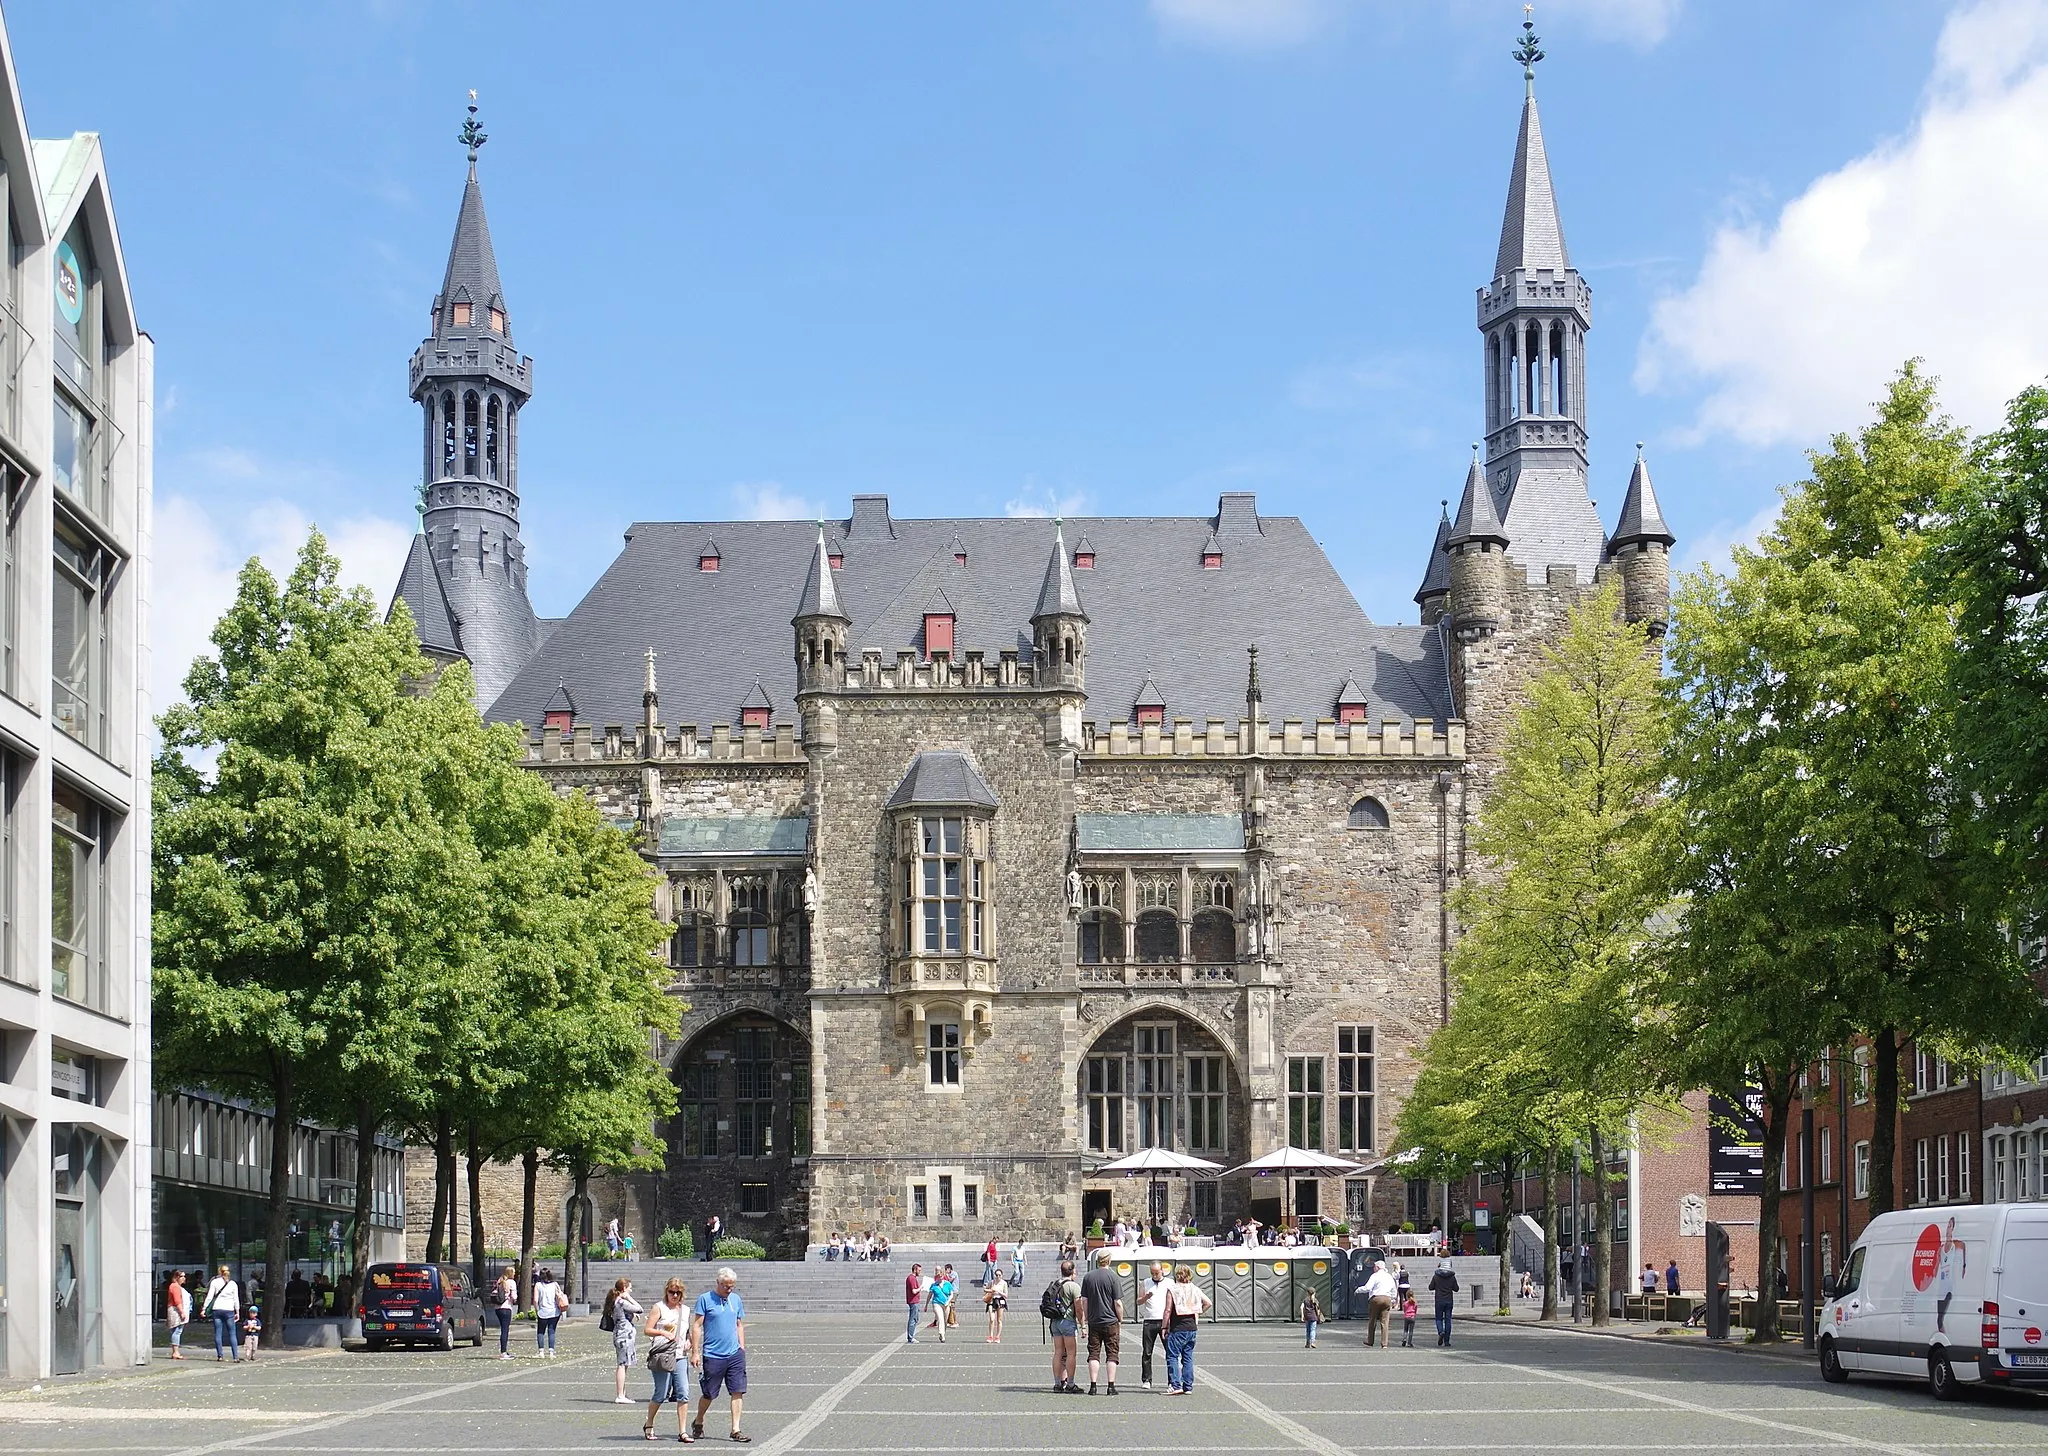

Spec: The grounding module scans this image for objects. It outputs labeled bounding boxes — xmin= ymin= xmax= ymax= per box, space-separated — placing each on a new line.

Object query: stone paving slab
xmin=3 ymin=1308 xmax=2044 ymax=1455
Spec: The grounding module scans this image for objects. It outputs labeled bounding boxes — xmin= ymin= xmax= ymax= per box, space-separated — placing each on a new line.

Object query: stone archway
xmin=1076 ymin=1007 xmax=1247 ymax=1236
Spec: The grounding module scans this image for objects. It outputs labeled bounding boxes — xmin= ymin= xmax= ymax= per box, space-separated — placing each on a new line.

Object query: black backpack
xmin=1039 ymin=1279 xmax=1071 ymax=1321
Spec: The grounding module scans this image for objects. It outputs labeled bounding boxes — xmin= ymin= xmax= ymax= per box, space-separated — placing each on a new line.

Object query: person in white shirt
xmin=1359 ymin=1260 xmax=1400 ymax=1350
xmin=201 ymin=1265 xmax=242 ymax=1362
xmin=1640 ymin=1263 xmax=1659 ymax=1295
xmin=533 ymin=1268 xmax=567 ymax=1357
xmin=1138 ymin=1263 xmax=1170 ymax=1390
xmin=1161 ymin=1265 xmax=1213 ymax=1393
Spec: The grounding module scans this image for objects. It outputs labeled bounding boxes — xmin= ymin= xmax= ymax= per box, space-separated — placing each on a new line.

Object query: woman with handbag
xmin=201 ymin=1264 xmax=242 ymax=1362
xmin=492 ymin=1268 xmax=519 ymax=1359
xmin=164 ymin=1270 xmax=191 ymax=1359
xmin=642 ymin=1278 xmax=693 ymax=1442
xmin=605 ymin=1278 xmax=644 ymax=1404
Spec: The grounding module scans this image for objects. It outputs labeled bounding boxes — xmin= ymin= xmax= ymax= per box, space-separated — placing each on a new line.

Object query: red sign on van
xmin=2026 ymin=1327 xmax=2042 ymax=1345
xmin=1911 ymin=1224 xmax=1943 ymax=1291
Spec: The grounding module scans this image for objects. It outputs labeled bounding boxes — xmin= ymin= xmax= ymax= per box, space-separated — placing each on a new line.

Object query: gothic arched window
xmin=1348 ymin=797 xmax=1390 ymax=830
xmin=485 ymin=395 xmax=501 ymax=480
xmin=462 ymin=390 xmax=481 ymax=474
xmin=1191 ymin=909 xmax=1235 ymax=965
xmin=728 ymin=876 xmax=771 ymax=967
xmin=440 ymin=391 xmax=457 ymax=477
xmin=1080 ymin=909 xmax=1124 ymax=965
xmin=1135 ymin=909 xmax=1179 ymax=964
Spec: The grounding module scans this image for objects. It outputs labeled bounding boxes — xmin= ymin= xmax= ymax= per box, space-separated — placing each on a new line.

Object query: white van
xmin=1819 ymin=1205 xmax=2048 ymax=1398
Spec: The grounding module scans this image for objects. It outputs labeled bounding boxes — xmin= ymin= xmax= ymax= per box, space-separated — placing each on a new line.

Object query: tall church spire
xmin=1475 ymin=11 xmax=1606 ymax=585
xmin=390 ymin=94 xmax=545 ymax=712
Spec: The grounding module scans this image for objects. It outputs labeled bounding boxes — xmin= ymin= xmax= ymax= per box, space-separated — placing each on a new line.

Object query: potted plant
xmin=1084 ymin=1217 xmax=1107 ymax=1253
xmin=1334 ymin=1221 xmax=1353 ymax=1249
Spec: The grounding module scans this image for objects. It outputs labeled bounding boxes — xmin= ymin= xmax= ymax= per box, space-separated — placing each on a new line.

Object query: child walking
xmin=1399 ymin=1292 xmax=1418 ymax=1347
xmin=239 ymin=1302 xmax=262 ymax=1362
xmin=1300 ymin=1288 xmax=1322 ymax=1348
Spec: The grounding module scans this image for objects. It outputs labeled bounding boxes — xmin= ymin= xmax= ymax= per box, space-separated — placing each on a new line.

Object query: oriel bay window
xmin=901 ymin=816 xmax=988 ymax=955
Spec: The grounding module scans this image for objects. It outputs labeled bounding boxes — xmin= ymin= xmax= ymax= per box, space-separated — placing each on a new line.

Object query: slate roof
xmin=794 ymin=528 xmax=847 ymax=620
xmin=391 ymin=533 xmax=463 ymax=657
xmin=1077 ymin=813 xmax=1246 ymax=852
xmin=1494 ymin=87 xmax=1569 ymax=278
xmin=486 ymin=497 xmax=1453 ymax=735
xmin=1449 ymin=459 xmax=1508 ymax=548
xmin=658 ymin=817 xmax=808 ymax=856
xmin=1413 ymin=502 xmax=1453 ymax=606
xmin=885 ymin=751 xmax=1000 ymax=810
xmin=1608 ymin=449 xmax=1675 ymax=550
xmin=437 ymin=174 xmax=510 ymax=341
xmin=1501 ymin=467 xmax=1609 ymax=583
xmin=1034 ymin=527 xmax=1087 ymax=620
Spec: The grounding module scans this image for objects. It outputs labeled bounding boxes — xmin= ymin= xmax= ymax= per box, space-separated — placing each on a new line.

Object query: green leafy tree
xmin=155 ymin=534 xmax=482 ymax=1344
xmin=1925 ymin=380 xmax=2048 ymax=943
xmin=1655 ymin=366 xmax=2039 ymax=1336
xmin=1409 ymin=579 xmax=1672 ymax=1324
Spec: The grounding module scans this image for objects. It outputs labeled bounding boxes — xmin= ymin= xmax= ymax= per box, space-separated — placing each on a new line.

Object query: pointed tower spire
xmin=1447 ymin=454 xmax=1509 ymax=549
xmin=1414 ymin=495 xmax=1455 ymax=622
xmin=1033 ymin=520 xmax=1088 ymax=621
xmin=1608 ymin=442 xmax=1675 ymax=549
xmin=1497 ymin=9 xmax=1567 ymax=277
xmin=794 ymin=525 xmax=848 ymax=622
xmin=394 ymin=94 xmax=542 ymax=713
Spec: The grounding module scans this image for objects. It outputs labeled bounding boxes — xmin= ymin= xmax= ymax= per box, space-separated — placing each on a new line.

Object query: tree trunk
xmin=1495 ymin=1152 xmax=1513 ymax=1314
xmin=350 ymin=1097 xmax=378 ymax=1313
xmin=444 ymin=1116 xmax=461 ymax=1265
xmin=466 ymin=1120 xmax=487 ymax=1289
xmin=571 ymin=1165 xmax=592 ymax=1303
xmin=1754 ymin=1071 xmax=1797 ymax=1343
xmin=520 ymin=1147 xmax=539 ymax=1311
xmin=1539 ymin=1146 xmax=1559 ymax=1322
xmin=1590 ymin=1125 xmax=1610 ymax=1327
xmin=1868 ymin=1027 xmax=1901 ymax=1217
xmin=261 ymin=1055 xmax=296 ymax=1350
xmin=425 ymin=1109 xmax=451 ymax=1264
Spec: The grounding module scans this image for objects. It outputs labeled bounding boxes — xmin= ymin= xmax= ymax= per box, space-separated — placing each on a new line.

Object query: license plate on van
xmin=2009 ymin=1352 xmax=2048 ymax=1368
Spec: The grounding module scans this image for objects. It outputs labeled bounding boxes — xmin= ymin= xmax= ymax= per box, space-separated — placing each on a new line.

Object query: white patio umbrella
xmin=1223 ymin=1146 xmax=1368 ymax=1231
xmin=1092 ymin=1147 xmax=1224 ymax=1232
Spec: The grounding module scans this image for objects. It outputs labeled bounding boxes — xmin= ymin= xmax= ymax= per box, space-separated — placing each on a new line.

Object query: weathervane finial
xmin=1514 ymin=5 xmax=1545 ymax=94
xmin=459 ymin=91 xmax=488 ymax=180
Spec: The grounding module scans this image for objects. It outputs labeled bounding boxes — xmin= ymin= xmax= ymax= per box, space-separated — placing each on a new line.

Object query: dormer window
xmin=699 ymin=541 xmax=722 ymax=572
xmin=1136 ymin=705 xmax=1164 ymax=728
xmin=1073 ymin=535 xmax=1096 ymax=570
xmin=828 ymin=551 xmax=844 ymax=570
xmin=949 ymin=533 xmax=968 ymax=567
xmin=1134 ymin=677 xmax=1165 ymax=729
xmin=740 ymin=683 xmax=773 ymax=731
xmin=542 ymin=681 xmax=577 ymax=734
xmin=452 ymin=301 xmax=473 ymax=327
xmin=1337 ymin=704 xmax=1367 ymax=726
xmin=1201 ymin=533 xmax=1223 ymax=569
xmin=924 ymin=611 xmax=955 ymax=660
xmin=488 ymin=306 xmax=506 ymax=333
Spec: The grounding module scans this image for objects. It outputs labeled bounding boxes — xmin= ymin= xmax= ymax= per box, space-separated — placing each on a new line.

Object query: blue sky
xmin=17 ymin=1 xmax=2048 ymax=708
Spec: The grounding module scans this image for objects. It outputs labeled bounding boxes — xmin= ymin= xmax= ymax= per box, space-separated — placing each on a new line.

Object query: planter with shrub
xmin=711 ymin=1236 xmax=767 ymax=1261
xmin=658 ymin=1227 xmax=695 ymax=1260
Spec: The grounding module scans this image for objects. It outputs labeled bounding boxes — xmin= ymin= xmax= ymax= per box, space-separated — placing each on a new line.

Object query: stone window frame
xmin=905 ymin=1164 xmax=983 ymax=1224
xmin=1287 ymin=1055 xmax=1326 ymax=1150
xmin=1131 ymin=1021 xmax=1177 ymax=1152
xmin=925 ymin=1017 xmax=963 ymax=1092
xmin=664 ymin=866 xmax=808 ymax=973
xmin=1073 ymin=863 xmax=1243 ymax=970
xmin=896 ymin=813 xmax=994 ymax=959
xmin=1333 ymin=1024 xmax=1375 ymax=1156
xmin=1346 ymin=796 xmax=1390 ymax=831
xmin=1084 ymin=1052 xmax=1126 ymax=1154
xmin=1185 ymin=1051 xmax=1227 ymax=1157
xmin=738 ymin=1181 xmax=772 ymax=1218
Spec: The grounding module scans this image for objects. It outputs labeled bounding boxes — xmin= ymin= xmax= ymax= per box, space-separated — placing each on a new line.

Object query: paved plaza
xmin=2 ymin=1312 xmax=2044 ymax=1455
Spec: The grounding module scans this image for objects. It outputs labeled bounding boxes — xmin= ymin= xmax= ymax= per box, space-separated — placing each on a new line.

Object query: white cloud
xmin=151 ymin=494 xmax=413 ymax=717
xmin=1149 ymin=0 xmax=1334 ymax=51
xmin=1638 ymin=0 xmax=2048 ymax=445
xmin=728 ymin=481 xmax=827 ymax=521
xmin=1003 ymin=486 xmax=1092 ymax=519
xmin=1552 ymin=0 xmax=1683 ymax=49
xmin=1677 ymin=495 xmax=1781 ymax=577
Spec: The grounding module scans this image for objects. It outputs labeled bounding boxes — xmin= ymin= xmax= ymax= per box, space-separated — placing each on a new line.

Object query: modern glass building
xmin=0 ymin=16 xmax=156 ymax=1378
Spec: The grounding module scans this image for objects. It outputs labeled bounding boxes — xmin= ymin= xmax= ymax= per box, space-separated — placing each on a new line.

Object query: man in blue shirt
xmin=691 ymin=1267 xmax=749 ymax=1442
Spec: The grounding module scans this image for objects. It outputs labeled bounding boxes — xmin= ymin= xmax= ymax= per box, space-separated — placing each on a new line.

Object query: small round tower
xmin=1607 ymin=445 xmax=1676 ymax=636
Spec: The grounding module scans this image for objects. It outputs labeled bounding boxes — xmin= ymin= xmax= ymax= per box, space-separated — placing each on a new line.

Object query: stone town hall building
xmin=390 ymin=71 xmax=1674 ymax=1254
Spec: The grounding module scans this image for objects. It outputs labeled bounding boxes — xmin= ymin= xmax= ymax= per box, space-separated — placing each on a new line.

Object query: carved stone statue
xmin=803 ymin=865 xmax=821 ymax=915
xmin=1066 ymin=868 xmax=1083 ymax=912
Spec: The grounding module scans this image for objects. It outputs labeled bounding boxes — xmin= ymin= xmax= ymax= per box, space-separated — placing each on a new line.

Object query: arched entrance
xmin=662 ymin=1013 xmax=812 ymax=1257
xmin=1076 ymin=1008 xmax=1245 ymax=1236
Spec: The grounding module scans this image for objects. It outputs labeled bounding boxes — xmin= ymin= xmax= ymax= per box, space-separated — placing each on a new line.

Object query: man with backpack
xmin=1041 ymin=1257 xmax=1082 ymax=1394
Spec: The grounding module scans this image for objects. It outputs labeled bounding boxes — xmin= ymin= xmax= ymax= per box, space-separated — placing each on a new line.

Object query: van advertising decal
xmin=1912 ymin=1225 xmax=1942 ymax=1291
xmin=2027 ymin=1327 xmax=2042 ymax=1345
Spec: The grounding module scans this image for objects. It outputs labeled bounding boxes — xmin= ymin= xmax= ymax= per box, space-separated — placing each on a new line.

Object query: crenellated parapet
xmin=526 ymin=720 xmax=806 ymax=764
xmin=1079 ymin=716 xmax=1463 ymax=760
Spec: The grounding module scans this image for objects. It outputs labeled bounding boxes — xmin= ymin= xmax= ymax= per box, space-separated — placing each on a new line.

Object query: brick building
xmin=389 ymin=65 xmax=1686 ymax=1256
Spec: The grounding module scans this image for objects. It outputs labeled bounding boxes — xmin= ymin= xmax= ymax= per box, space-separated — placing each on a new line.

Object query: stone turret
xmin=1414 ymin=499 xmax=1453 ymax=627
xmin=1030 ymin=522 xmax=1088 ymax=692
xmin=1608 ymin=444 xmax=1676 ymax=635
xmin=792 ymin=526 xmax=851 ymax=692
xmin=1446 ymin=455 xmax=1509 ymax=644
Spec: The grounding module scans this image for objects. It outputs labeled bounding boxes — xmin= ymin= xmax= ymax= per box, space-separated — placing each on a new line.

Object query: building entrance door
xmin=53 ymin=1202 xmax=82 ymax=1375
xmin=1082 ymin=1189 xmax=1112 ymax=1233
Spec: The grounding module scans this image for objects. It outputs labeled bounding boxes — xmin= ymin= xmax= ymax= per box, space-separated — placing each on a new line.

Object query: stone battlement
xmin=526 ymin=721 xmax=805 ymax=764
xmin=1081 ymin=716 xmax=1463 ymax=760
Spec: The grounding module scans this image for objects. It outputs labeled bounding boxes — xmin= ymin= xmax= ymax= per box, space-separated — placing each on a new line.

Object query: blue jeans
xmin=213 ymin=1312 xmax=239 ymax=1359
xmin=651 ymin=1363 xmax=688 ymax=1404
xmin=537 ymin=1315 xmax=559 ymax=1351
xmin=1164 ymin=1327 xmax=1196 ymax=1390
xmin=906 ymin=1304 xmax=920 ymax=1342
xmin=1304 ymin=1318 xmax=1319 ymax=1346
xmin=495 ymin=1308 xmax=512 ymax=1353
xmin=1434 ymin=1299 xmax=1454 ymax=1345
